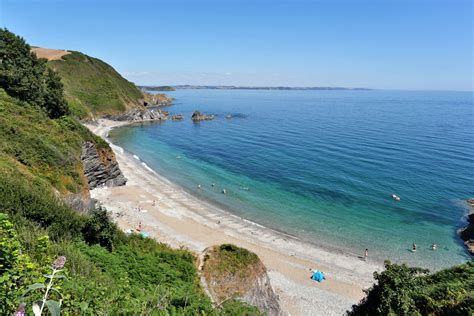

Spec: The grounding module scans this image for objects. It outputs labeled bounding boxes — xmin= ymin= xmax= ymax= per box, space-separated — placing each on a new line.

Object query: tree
xmin=43 ymin=68 xmax=69 ymax=118
xmin=0 ymin=28 xmax=69 ymax=118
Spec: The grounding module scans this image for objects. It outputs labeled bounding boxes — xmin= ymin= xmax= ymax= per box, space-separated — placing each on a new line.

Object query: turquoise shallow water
xmin=109 ymin=89 xmax=473 ymax=270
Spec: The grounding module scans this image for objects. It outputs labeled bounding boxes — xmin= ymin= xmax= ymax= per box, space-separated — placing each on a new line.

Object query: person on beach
xmin=364 ymin=248 xmax=368 ymax=260
xmin=412 ymin=242 xmax=417 ymax=252
xmin=136 ymin=221 xmax=142 ymax=232
xmin=431 ymin=243 xmax=437 ymax=251
xmin=152 ymin=200 xmax=156 ymax=207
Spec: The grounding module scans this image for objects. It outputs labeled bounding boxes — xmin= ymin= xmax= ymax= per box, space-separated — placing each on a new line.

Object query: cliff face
xmin=459 ymin=199 xmax=474 ymax=255
xmin=201 ymin=244 xmax=282 ymax=316
xmin=240 ymin=271 xmax=282 ymax=316
xmin=81 ymin=142 xmax=127 ymax=189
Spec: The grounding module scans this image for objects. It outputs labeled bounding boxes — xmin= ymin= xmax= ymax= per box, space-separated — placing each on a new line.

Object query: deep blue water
xmin=109 ymin=89 xmax=473 ymax=269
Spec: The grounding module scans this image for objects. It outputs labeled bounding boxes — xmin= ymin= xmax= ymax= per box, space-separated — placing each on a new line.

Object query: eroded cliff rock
xmin=459 ymin=198 xmax=474 ymax=255
xmin=81 ymin=142 xmax=127 ymax=189
xmin=106 ymin=106 xmax=169 ymax=121
xmin=201 ymin=244 xmax=282 ymax=316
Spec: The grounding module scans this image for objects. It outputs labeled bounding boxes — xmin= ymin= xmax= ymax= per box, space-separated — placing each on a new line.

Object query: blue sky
xmin=1 ymin=0 xmax=472 ymax=90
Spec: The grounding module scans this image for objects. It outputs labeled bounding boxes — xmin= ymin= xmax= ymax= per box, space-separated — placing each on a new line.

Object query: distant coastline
xmin=139 ymin=85 xmax=372 ymax=91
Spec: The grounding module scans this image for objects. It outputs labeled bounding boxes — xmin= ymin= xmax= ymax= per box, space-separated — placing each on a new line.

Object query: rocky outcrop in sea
xmin=459 ymin=198 xmax=474 ymax=255
xmin=81 ymin=141 xmax=127 ymax=189
xmin=191 ymin=111 xmax=214 ymax=121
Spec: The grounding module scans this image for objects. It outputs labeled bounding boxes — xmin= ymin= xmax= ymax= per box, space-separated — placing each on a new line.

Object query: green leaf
xmin=45 ymin=300 xmax=60 ymax=316
xmin=49 ymin=287 xmax=63 ymax=298
xmin=80 ymin=301 xmax=89 ymax=312
xmin=28 ymin=283 xmax=46 ymax=290
xmin=23 ymin=283 xmax=46 ymax=296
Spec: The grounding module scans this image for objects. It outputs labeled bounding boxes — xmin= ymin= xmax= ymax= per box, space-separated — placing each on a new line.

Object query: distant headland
xmin=139 ymin=85 xmax=372 ymax=91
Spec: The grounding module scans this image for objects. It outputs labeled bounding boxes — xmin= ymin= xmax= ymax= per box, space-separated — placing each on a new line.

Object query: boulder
xmin=191 ymin=111 xmax=215 ymax=121
xmin=81 ymin=142 xmax=127 ymax=189
xmin=201 ymin=244 xmax=282 ymax=315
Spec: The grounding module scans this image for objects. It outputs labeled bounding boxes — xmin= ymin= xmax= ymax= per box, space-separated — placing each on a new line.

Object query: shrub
xmin=349 ymin=260 xmax=474 ymax=315
xmin=82 ymin=207 xmax=123 ymax=251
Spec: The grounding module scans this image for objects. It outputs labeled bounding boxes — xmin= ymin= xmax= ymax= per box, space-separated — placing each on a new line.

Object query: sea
xmin=109 ymin=89 xmax=473 ymax=270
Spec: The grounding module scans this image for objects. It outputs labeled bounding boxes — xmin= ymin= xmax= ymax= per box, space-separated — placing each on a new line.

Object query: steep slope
xmin=0 ymin=88 xmax=125 ymax=211
xmin=45 ymin=51 xmax=144 ymax=118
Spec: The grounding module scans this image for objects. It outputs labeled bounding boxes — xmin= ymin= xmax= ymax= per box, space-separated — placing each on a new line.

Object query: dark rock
xmin=459 ymin=199 xmax=474 ymax=255
xmin=81 ymin=142 xmax=127 ymax=189
xmin=191 ymin=111 xmax=214 ymax=121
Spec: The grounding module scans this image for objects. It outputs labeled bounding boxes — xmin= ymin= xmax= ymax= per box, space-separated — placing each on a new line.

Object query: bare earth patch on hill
xmin=31 ymin=47 xmax=70 ymax=60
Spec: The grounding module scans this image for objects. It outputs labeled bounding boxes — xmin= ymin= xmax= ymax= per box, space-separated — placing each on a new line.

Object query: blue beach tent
xmin=311 ymin=270 xmax=325 ymax=282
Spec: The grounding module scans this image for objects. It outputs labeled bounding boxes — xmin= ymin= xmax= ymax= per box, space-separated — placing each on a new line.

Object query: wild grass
xmin=48 ymin=51 xmax=143 ymax=118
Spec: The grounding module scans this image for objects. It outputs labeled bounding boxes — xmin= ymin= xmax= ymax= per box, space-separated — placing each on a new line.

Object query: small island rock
xmin=191 ymin=111 xmax=214 ymax=121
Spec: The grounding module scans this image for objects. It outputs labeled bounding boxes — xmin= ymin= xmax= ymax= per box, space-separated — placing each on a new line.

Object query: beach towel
xmin=311 ymin=270 xmax=325 ymax=282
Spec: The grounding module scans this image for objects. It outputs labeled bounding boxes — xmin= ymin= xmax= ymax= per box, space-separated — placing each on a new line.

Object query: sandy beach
xmin=85 ymin=119 xmax=382 ymax=316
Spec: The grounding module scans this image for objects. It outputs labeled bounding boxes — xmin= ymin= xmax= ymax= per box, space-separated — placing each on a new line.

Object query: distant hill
xmin=164 ymin=85 xmax=372 ymax=91
xmin=139 ymin=85 xmax=176 ymax=91
xmin=42 ymin=50 xmax=144 ymax=118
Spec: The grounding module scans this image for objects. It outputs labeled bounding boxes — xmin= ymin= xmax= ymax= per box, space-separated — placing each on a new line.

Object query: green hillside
xmin=47 ymin=51 xmax=144 ymax=118
xmin=0 ymin=89 xmax=104 ymax=195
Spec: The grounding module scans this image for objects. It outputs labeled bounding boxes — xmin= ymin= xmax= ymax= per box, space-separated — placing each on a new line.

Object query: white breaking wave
xmin=110 ymin=144 xmax=124 ymax=153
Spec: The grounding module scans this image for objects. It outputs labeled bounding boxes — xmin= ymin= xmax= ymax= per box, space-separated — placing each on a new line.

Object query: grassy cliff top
xmin=46 ymin=51 xmax=144 ymax=118
xmin=202 ymin=244 xmax=265 ymax=302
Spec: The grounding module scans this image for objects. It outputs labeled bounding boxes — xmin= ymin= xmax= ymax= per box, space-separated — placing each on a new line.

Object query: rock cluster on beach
xmin=81 ymin=141 xmax=127 ymax=189
xmin=191 ymin=110 xmax=215 ymax=121
xmin=459 ymin=198 xmax=474 ymax=255
xmin=106 ymin=106 xmax=169 ymax=121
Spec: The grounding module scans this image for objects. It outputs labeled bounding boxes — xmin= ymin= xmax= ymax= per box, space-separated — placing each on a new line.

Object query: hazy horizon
xmin=1 ymin=0 xmax=472 ymax=91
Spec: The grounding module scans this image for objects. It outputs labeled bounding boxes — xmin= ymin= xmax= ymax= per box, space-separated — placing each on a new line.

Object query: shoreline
xmin=85 ymin=119 xmax=381 ymax=315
